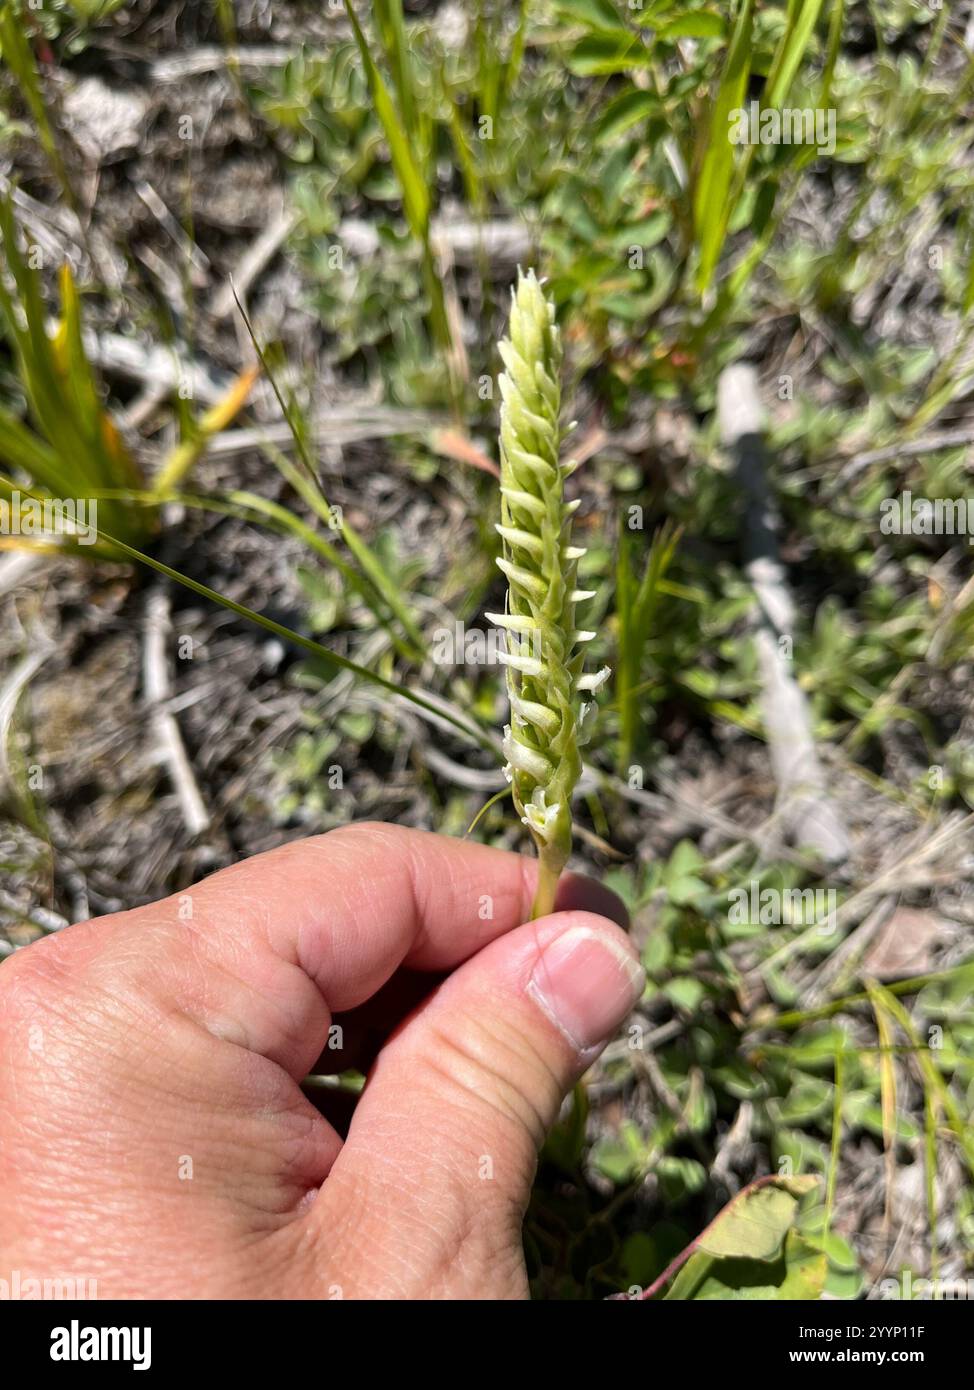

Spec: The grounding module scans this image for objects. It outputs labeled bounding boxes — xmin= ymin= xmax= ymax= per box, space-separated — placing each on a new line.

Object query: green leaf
xmin=596 ymin=88 xmax=657 ymax=143
xmin=698 ymin=1176 xmax=818 ymax=1261
xmin=660 ymin=1175 xmax=821 ymax=1299
xmin=52 ymin=517 xmax=494 ymax=755
xmin=779 ymin=1075 xmax=834 ymax=1126
xmin=662 ymin=838 xmax=709 ymax=905
xmin=657 ymin=1155 xmax=708 ymax=1200
xmin=542 ymin=1084 xmax=589 ymax=1173
xmin=764 ymin=0 xmax=827 ymax=110
xmin=690 ymin=1230 xmax=827 ymax=1300
xmin=848 ymin=1096 xmax=920 ymax=1143
xmin=568 ymin=33 xmax=651 ymax=75
xmin=663 ymin=976 xmax=707 ymax=1012
xmin=591 ymin=1120 xmax=647 ymax=1184
xmin=553 ymin=0 xmax=628 ymax=33
xmin=692 ymin=0 xmax=754 ymax=293
xmin=343 ymin=0 xmax=430 ymax=238
xmin=642 ymin=927 xmax=671 ymax=974
xmin=658 ymin=13 xmax=726 ymax=41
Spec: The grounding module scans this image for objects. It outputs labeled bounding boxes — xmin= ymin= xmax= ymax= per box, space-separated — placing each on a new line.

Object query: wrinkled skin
xmin=0 ymin=824 xmax=642 ymax=1300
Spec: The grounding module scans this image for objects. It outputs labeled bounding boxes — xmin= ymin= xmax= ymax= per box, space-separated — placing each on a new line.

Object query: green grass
xmin=2 ymin=0 xmax=973 ymax=1302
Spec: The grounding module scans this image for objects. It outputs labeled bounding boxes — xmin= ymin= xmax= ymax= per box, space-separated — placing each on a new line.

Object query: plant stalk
xmin=531 ymin=847 xmax=566 ymax=920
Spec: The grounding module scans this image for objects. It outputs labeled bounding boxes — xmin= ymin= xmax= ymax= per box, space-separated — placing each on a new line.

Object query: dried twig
xmin=143 ymin=591 xmax=210 ymax=838
xmin=80 ymin=329 xmax=232 ymax=405
xmin=339 ymin=215 xmax=533 ymax=267
xmin=134 ymin=181 xmax=210 ymax=282
xmin=206 ymin=405 xmax=444 ymax=457
xmin=0 ymin=552 xmax=44 ymax=597
xmin=719 ymin=363 xmax=851 ymax=864
xmin=0 ymin=631 xmax=55 ymax=798
xmin=826 ymin=425 xmax=974 ymax=495
xmin=148 ymin=45 xmax=299 ymax=82
xmin=210 ymin=208 xmax=296 ymax=320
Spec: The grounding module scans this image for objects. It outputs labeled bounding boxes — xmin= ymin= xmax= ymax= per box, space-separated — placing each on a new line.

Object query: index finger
xmin=15 ymin=823 xmax=623 ymax=1081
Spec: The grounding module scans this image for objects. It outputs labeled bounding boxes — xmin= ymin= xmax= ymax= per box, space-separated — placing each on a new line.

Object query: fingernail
xmin=527 ymin=925 xmax=645 ymax=1053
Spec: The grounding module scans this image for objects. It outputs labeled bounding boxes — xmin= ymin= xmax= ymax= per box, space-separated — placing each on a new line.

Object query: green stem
xmin=531 ymin=847 xmax=565 ymax=920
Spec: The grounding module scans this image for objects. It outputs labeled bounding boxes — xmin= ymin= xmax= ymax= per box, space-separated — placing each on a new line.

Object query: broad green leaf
xmin=658 ymin=13 xmax=726 ymax=41
xmin=591 ymin=1120 xmax=647 ymax=1184
xmin=568 ymin=33 xmax=651 ymax=75
xmin=596 ymin=88 xmax=657 ymax=143
xmin=779 ymin=1075 xmax=833 ymax=1125
xmin=663 ymin=976 xmax=707 ymax=1012
xmin=661 ymin=1175 xmax=821 ymax=1299
xmin=690 ymin=1231 xmax=827 ymax=1300
xmin=698 ymin=1176 xmax=818 ymax=1261
xmin=663 ymin=838 xmax=709 ymax=904
xmin=553 ymin=0 xmax=628 ymax=33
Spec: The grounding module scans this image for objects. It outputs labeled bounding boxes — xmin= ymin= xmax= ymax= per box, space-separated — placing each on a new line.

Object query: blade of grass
xmin=824 ymin=1043 xmax=844 ymax=1242
xmin=496 ymin=0 xmax=531 ymax=128
xmin=923 ymin=1085 xmax=940 ymax=1281
xmin=76 ymin=482 xmax=423 ymax=665
xmin=822 ymin=0 xmax=845 ymax=106
xmin=615 ymin=520 xmax=681 ymax=774
xmin=464 ymin=785 xmax=513 ymax=837
xmin=870 ymin=983 xmax=974 ymax=1179
xmin=772 ymin=960 xmax=974 ymax=1029
xmin=152 ymin=365 xmax=259 ymax=496
xmin=692 ymin=0 xmax=827 ymax=303
xmin=231 ymin=285 xmax=426 ymax=658
xmin=0 ymin=3 xmax=78 ymax=218
xmin=0 ymin=472 xmax=119 ymax=559
xmin=764 ymin=0 xmax=827 ymax=109
xmin=343 ymin=0 xmax=455 ymax=379
xmin=864 ymin=979 xmax=898 ymax=1231
xmin=0 ymin=473 xmax=494 ymax=755
xmin=692 ymin=0 xmax=754 ymax=294
xmin=0 ymin=404 xmax=74 ymax=494
xmin=373 ymin=0 xmax=418 ymax=135
xmin=0 ymin=195 xmax=149 ymax=547
xmin=343 ymin=0 xmax=429 ymax=235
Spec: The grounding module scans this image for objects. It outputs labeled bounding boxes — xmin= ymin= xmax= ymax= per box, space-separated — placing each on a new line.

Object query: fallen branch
xmin=80 ymin=329 xmax=233 ymax=405
xmin=210 ymin=208 xmax=297 ymax=320
xmin=143 ymin=591 xmax=210 ymax=838
xmin=719 ymin=363 xmax=851 ymax=865
xmin=206 ymin=404 xmax=444 ymax=457
xmin=0 ymin=552 xmax=44 ymax=597
xmin=826 ymin=424 xmax=974 ymax=494
xmin=0 ymin=630 xmax=55 ymax=800
xmin=340 ymin=214 xmax=533 ymax=267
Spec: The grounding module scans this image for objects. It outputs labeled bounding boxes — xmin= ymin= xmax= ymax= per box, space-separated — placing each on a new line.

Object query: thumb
xmin=312 ymin=910 xmax=645 ymax=1299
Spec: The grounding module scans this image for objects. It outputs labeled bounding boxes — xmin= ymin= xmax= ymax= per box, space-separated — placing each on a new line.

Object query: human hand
xmin=0 ymin=824 xmax=643 ymax=1300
